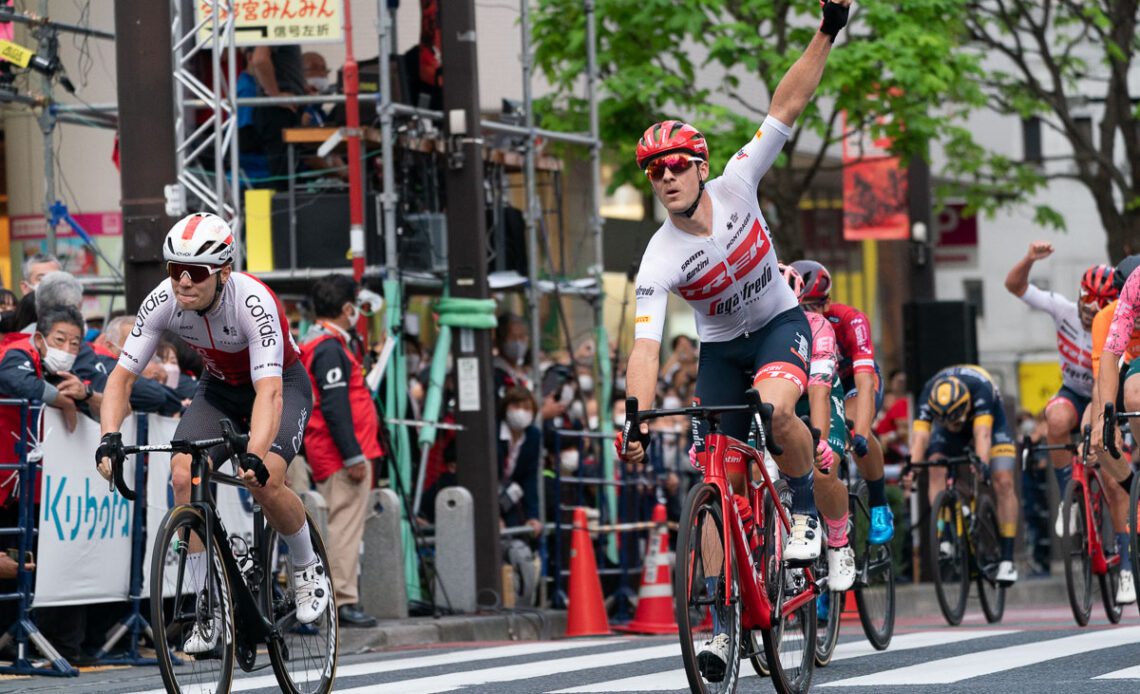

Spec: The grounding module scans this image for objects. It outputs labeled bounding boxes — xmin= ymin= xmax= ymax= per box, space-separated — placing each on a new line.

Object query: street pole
xmin=907 ymin=155 xmax=936 ymax=302
xmin=440 ymin=0 xmax=503 ymax=604
xmin=114 ymin=0 xmax=177 ymax=310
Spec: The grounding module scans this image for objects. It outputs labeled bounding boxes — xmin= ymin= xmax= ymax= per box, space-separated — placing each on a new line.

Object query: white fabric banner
xmin=34 ymin=410 xmax=137 ymax=607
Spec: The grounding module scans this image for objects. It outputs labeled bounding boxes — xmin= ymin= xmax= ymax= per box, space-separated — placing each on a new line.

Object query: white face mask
xmin=307 ymin=76 xmax=330 ymax=93
xmin=615 ymin=375 xmax=627 ymax=392
xmin=506 ymin=408 xmax=534 ymax=431
xmin=613 ymin=413 xmax=625 ymax=427
xmin=588 ymin=415 xmax=599 ymax=430
xmin=559 ymin=448 xmax=580 ymax=475
xmin=346 ymin=304 xmax=361 ymax=328
xmin=560 ymin=384 xmax=575 ymax=404
xmin=44 ymin=345 xmax=76 ymax=374
xmin=163 ymin=363 xmax=181 ymax=388
xmin=577 ymin=374 xmax=594 ymax=393
xmin=663 ymin=395 xmax=683 ymax=410
xmin=569 ymin=401 xmax=585 ymax=421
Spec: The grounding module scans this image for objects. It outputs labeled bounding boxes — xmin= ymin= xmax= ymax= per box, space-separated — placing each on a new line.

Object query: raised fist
xmin=1026 ymin=241 xmax=1054 ymax=261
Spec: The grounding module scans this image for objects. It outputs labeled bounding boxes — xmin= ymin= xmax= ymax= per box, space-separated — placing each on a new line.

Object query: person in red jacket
xmin=300 ymin=274 xmax=382 ymax=628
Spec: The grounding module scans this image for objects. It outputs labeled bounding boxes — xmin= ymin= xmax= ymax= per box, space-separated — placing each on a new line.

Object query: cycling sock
xmin=1053 ymin=464 xmax=1073 ymax=494
xmin=1116 ymin=532 xmax=1131 ymax=571
xmin=187 ymin=551 xmax=208 ymax=590
xmin=284 ymin=521 xmax=317 ymax=567
xmin=1000 ymin=536 xmax=1015 ymax=562
xmin=786 ymin=470 xmax=817 ymax=515
xmin=825 ymin=513 xmax=849 ymax=548
xmin=705 ymin=576 xmax=724 ymax=635
xmin=867 ymin=477 xmax=887 ymax=508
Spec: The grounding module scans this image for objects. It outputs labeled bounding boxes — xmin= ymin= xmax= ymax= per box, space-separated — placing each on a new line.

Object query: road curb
xmin=340 ymin=610 xmax=569 ymax=653
xmin=892 ymin=573 xmax=1069 ymax=619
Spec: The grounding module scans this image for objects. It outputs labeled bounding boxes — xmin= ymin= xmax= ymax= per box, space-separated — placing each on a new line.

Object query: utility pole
xmin=907 ymin=156 xmax=936 ymax=302
xmin=114 ymin=1 xmax=177 ymax=310
xmin=440 ymin=1 xmax=502 ymax=604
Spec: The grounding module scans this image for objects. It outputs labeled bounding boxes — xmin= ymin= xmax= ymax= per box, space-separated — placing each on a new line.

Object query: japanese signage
xmin=196 ymin=0 xmax=343 ymax=46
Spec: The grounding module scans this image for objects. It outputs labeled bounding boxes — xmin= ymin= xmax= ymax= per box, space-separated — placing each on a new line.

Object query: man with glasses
xmin=616 ymin=0 xmax=852 ymax=681
xmin=94 ymin=212 xmax=330 ymax=653
xmin=910 ymin=365 xmax=1020 ymax=585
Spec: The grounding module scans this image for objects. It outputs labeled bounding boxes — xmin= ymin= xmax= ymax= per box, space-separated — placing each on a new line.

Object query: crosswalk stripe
xmin=131 ymin=638 xmax=626 ymax=694
xmin=820 ymin=625 xmax=1140 ymax=686
xmin=1094 ymin=664 xmax=1140 ymax=680
xmin=335 ymin=643 xmax=680 ymax=694
xmin=550 ymin=629 xmax=1018 ymax=692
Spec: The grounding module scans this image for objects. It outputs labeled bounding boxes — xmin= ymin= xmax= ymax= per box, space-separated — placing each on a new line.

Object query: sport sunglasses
xmin=167 ymin=262 xmax=223 ymax=284
xmin=644 ymin=153 xmax=703 ymax=181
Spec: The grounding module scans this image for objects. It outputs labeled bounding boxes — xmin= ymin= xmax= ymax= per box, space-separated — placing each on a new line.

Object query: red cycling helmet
xmin=636 ymin=120 xmax=709 ymax=169
xmin=779 ymin=263 xmax=805 ymax=301
xmin=790 ymin=259 xmax=832 ymax=303
xmin=1080 ymin=264 xmax=1117 ymax=307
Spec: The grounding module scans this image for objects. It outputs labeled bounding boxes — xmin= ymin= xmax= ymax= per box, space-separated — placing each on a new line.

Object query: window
xmin=1022 ymin=118 xmax=1042 ymax=163
xmin=963 ymin=278 xmax=984 ymax=318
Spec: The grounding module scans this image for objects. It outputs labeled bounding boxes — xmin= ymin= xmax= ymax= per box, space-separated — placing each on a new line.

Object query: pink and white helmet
xmin=163 ymin=213 xmax=234 ymax=266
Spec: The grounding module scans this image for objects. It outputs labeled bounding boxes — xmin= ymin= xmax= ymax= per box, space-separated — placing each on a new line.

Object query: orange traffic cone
xmin=840 ymin=589 xmax=859 ymax=622
xmin=566 ymin=506 xmax=610 ymax=637
xmin=617 ymin=503 xmax=678 ymax=634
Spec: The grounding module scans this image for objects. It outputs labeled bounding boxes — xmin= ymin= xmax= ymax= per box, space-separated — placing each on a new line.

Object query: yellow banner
xmin=195 ymin=1 xmax=343 ymax=46
xmin=1017 ymin=361 xmax=1063 ymax=415
xmin=0 ymin=39 xmax=34 ymax=69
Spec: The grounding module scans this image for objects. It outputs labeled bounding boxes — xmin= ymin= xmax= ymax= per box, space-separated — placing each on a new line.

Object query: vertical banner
xmin=841 ymin=111 xmax=909 ymax=241
xmin=35 ymin=411 xmax=138 ymax=607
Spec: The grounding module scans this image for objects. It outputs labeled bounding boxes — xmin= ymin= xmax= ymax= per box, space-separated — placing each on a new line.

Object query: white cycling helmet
xmin=163 ymin=213 xmax=234 ymax=266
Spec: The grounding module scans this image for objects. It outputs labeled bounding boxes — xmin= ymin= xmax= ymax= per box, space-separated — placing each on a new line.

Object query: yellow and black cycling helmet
xmin=927 ymin=375 xmax=971 ymax=426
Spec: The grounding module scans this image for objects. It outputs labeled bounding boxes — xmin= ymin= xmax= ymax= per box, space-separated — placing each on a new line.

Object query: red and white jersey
xmin=119 ymin=273 xmax=299 ymax=386
xmin=634 ymin=116 xmax=798 ymax=343
xmin=825 ymin=302 xmax=876 ymax=383
xmin=1020 ymin=283 xmax=1093 ymax=397
xmin=806 ymin=311 xmax=838 ymax=388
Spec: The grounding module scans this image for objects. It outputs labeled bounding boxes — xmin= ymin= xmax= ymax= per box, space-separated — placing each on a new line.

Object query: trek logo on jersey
xmin=245 ymin=294 xmax=279 ymax=348
xmin=131 ymin=288 xmax=170 ymax=337
xmin=679 ymin=219 xmax=771 ymax=301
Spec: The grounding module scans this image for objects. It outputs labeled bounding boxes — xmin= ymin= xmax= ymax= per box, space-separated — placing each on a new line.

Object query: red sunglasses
xmin=167 ymin=262 xmax=223 ymax=284
xmin=644 ymin=153 xmax=703 ymax=181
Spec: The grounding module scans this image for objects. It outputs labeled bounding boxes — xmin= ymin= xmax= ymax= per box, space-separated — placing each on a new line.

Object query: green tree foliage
xmin=961 ymin=1 xmax=1140 ymax=261
xmin=532 ymin=0 xmax=986 ymax=257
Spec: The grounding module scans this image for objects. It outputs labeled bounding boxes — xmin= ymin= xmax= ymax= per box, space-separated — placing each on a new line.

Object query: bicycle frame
xmin=1069 ymin=451 xmax=1119 ymax=576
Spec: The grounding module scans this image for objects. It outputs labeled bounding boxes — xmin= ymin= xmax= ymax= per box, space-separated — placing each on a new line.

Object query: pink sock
xmin=826 ymin=513 xmax=849 ymax=548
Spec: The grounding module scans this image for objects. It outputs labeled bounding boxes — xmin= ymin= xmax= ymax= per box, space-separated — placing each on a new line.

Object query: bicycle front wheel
xmin=1091 ymin=478 xmax=1123 ymax=625
xmin=1062 ymin=479 xmax=1093 ymax=626
xmin=851 ymin=480 xmax=894 ymax=649
xmin=265 ymin=512 xmax=340 ymax=694
xmin=760 ymin=482 xmax=815 ymax=694
xmin=1131 ymin=470 xmax=1140 ymax=618
xmin=151 ymin=505 xmax=236 ymax=694
xmin=675 ymin=483 xmax=741 ymax=694
xmin=973 ymin=495 xmax=1006 ymax=624
xmin=930 ymin=490 xmax=969 ymax=626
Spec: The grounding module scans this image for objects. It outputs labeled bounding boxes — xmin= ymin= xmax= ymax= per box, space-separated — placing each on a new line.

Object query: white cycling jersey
xmin=634 ymin=115 xmax=798 ymax=344
xmin=119 ymin=272 xmax=299 ymax=386
xmin=1019 ymin=283 xmax=1093 ymax=397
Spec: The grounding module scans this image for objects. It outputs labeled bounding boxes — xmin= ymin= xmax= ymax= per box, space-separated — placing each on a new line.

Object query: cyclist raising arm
xmin=96 ymin=213 xmax=330 ymax=653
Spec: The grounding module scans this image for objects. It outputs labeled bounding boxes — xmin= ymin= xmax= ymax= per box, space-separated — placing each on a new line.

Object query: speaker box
xmin=903 ymin=300 xmax=978 ymax=397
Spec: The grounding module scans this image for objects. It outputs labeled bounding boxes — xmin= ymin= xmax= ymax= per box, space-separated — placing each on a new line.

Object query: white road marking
xmin=1095 ymin=663 xmax=1140 ymax=680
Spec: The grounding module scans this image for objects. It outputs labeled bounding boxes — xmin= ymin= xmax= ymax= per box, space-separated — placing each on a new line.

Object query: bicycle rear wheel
xmin=929 ymin=490 xmax=969 ymax=626
xmin=1131 ymin=471 xmax=1140 ymax=618
xmin=812 ymin=530 xmax=841 ymax=667
xmin=675 ymin=483 xmax=741 ymax=694
xmin=973 ymin=495 xmax=1006 ymax=624
xmin=265 ymin=511 xmax=340 ymax=694
xmin=760 ymin=482 xmax=815 ymax=694
xmin=851 ymin=480 xmax=894 ymax=649
xmin=151 ymin=505 xmax=235 ymax=694
xmin=1062 ymin=479 xmax=1093 ymax=626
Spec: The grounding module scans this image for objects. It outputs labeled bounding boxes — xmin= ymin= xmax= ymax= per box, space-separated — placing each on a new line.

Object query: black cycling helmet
xmin=1113 ymin=254 xmax=1140 ymax=293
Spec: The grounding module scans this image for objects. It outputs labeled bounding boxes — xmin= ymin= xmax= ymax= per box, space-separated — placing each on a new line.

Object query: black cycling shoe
xmin=338 ymin=604 xmax=379 ymax=628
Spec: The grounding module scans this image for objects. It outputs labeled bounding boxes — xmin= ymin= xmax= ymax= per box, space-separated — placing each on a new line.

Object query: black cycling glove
xmin=820 ymin=0 xmax=850 ymax=42
xmin=96 ymin=432 xmax=124 ymax=470
xmin=241 ymin=452 xmax=271 ymax=486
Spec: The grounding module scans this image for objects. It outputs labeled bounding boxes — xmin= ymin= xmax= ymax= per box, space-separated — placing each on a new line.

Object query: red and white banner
xmin=841 ymin=111 xmax=909 ymax=241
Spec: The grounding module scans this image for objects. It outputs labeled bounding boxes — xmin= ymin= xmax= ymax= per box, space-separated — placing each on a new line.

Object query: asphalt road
xmin=3 ymin=604 xmax=1139 ymax=693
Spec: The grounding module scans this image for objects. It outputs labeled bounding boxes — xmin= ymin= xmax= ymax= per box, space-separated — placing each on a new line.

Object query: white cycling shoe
xmin=1055 ymin=501 xmax=1077 ymax=537
xmin=996 ymin=560 xmax=1018 ymax=586
xmin=1117 ymin=570 xmax=1137 ymax=605
xmin=784 ymin=514 xmax=821 ymax=564
xmin=697 ymin=633 xmax=731 ymax=683
xmin=183 ymin=592 xmax=223 ymax=655
xmin=293 ymin=558 xmax=332 ymax=624
xmin=827 ymin=545 xmax=856 ymax=592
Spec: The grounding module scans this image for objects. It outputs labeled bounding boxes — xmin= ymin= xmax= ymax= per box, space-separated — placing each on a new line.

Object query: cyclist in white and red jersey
xmin=95 ymin=213 xmax=330 ymax=652
xmin=1004 ymin=242 xmax=1111 ymax=537
xmin=617 ymin=1 xmax=851 ymax=680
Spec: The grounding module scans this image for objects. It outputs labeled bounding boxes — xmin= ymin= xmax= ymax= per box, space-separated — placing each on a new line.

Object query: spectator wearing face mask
xmin=89 ymin=317 xmax=184 ymax=416
xmin=493 ymin=313 xmax=534 ymax=399
xmin=498 ymin=387 xmax=543 ymax=537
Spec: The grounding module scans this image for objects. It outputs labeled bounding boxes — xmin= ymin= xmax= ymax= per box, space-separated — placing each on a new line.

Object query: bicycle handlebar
xmin=623 ymin=388 xmax=782 ymax=458
xmin=112 ymin=419 xmax=250 ymax=499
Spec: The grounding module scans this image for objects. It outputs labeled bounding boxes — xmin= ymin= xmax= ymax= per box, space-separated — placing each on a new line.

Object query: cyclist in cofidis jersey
xmin=791 ymin=259 xmax=895 ymax=546
xmin=1004 ymin=242 xmax=1115 ymax=537
xmin=781 ymin=263 xmax=855 ymax=592
xmin=911 ymin=366 xmax=1020 ymax=585
xmin=95 ymin=213 xmax=330 ymax=653
xmin=616 ymin=1 xmax=852 ymax=681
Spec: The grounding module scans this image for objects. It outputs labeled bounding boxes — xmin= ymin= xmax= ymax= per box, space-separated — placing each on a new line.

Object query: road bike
xmin=814 ymin=448 xmax=895 ymax=666
xmin=112 ymin=419 xmax=339 ymax=694
xmin=1101 ymin=404 xmax=1140 ymax=620
xmin=625 ymin=388 xmax=817 ymax=694
xmin=910 ymin=448 xmax=1005 ymax=626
